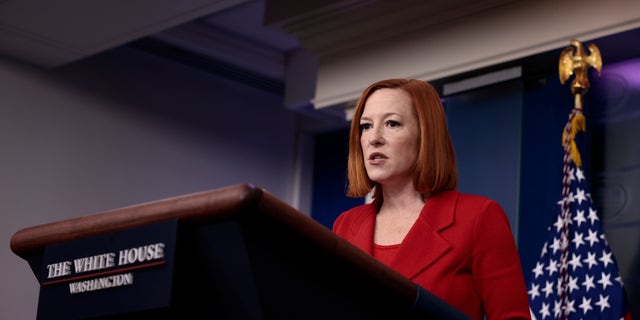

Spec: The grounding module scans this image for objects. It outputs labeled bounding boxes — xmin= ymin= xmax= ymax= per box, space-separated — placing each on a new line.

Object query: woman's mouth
xmin=369 ymin=152 xmax=387 ymax=161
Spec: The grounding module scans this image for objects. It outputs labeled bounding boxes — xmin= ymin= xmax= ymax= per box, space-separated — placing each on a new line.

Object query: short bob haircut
xmin=346 ymin=78 xmax=458 ymax=200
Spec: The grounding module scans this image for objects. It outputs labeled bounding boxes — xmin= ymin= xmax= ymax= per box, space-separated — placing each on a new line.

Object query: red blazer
xmin=333 ymin=189 xmax=531 ymax=320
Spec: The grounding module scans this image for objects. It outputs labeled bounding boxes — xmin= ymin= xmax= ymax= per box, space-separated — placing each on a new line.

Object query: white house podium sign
xmin=11 ymin=183 xmax=469 ymax=319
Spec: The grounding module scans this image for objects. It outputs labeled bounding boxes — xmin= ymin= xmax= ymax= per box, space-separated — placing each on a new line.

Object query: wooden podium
xmin=11 ymin=183 xmax=469 ymax=319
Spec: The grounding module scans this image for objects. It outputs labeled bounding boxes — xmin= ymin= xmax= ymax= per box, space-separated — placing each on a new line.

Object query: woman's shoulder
xmin=337 ymin=202 xmax=376 ymax=220
xmin=451 ymin=191 xmax=511 ymax=228
xmin=332 ymin=202 xmax=376 ymax=232
xmin=433 ymin=190 xmax=507 ymax=222
xmin=442 ymin=190 xmax=503 ymax=209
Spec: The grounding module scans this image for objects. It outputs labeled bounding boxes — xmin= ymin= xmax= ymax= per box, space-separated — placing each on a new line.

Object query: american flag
xmin=527 ymin=109 xmax=630 ymax=320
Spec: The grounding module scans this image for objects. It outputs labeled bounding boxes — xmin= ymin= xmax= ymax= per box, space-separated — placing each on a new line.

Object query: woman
xmin=333 ymin=79 xmax=531 ymax=319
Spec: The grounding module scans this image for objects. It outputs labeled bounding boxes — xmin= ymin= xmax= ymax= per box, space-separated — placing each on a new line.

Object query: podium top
xmin=11 ymin=183 xmax=474 ymax=319
xmin=10 ymin=183 xmax=416 ymax=301
xmin=11 ymin=184 xmax=261 ymax=255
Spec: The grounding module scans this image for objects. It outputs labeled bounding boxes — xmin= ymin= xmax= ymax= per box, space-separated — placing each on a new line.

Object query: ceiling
xmin=0 ymin=0 xmax=298 ymax=79
xmin=0 ymin=0 xmax=519 ymax=87
xmin=4 ymin=0 xmax=638 ymax=114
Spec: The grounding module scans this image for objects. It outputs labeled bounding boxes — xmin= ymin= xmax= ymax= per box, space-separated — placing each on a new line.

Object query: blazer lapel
xmin=348 ymin=204 xmax=376 ymax=255
xmin=390 ymin=190 xmax=458 ymax=280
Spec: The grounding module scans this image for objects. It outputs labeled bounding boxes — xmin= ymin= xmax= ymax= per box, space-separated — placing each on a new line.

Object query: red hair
xmin=346 ymin=79 xmax=458 ymax=199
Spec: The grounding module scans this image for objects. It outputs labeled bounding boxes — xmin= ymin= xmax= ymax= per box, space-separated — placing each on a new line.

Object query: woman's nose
xmin=368 ymin=127 xmax=384 ymax=146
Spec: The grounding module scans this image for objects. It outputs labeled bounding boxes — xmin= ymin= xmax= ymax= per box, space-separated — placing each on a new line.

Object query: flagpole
xmin=560 ymin=38 xmax=601 ymax=320
xmin=574 ymin=94 xmax=582 ymax=111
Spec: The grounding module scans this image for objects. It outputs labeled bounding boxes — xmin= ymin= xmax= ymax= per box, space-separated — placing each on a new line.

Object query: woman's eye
xmin=386 ymin=120 xmax=400 ymax=127
xmin=360 ymin=123 xmax=372 ymax=130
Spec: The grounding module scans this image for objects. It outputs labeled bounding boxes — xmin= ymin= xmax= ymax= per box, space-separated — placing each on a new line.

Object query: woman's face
xmin=359 ymin=88 xmax=420 ymax=188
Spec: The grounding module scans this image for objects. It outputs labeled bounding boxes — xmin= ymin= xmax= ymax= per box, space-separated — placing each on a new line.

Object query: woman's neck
xmin=373 ymin=183 xmax=426 ymax=245
xmin=379 ymin=183 xmax=425 ymax=214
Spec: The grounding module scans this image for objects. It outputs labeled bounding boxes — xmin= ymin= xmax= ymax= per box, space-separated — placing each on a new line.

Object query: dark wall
xmin=590 ymin=58 xmax=640 ymax=318
xmin=311 ymin=129 xmax=362 ymax=229
xmin=519 ymin=72 xmax=573 ymax=280
xmin=445 ymin=79 xmax=523 ymax=236
xmin=0 ymin=46 xmax=301 ymax=320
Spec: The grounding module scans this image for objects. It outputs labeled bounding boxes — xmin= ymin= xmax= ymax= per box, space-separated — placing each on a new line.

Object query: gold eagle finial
xmin=558 ymin=39 xmax=602 ymax=167
xmin=558 ymin=39 xmax=602 ymax=102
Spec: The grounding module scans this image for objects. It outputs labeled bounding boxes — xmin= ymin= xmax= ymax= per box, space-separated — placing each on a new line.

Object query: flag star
xmin=595 ymin=294 xmax=611 ymax=311
xmin=542 ymin=281 xmax=554 ymax=298
xmin=546 ymin=260 xmax=558 ymax=276
xmin=572 ymin=232 xmax=585 ymax=250
xmin=579 ymin=296 xmax=593 ymax=315
xmin=532 ymin=262 xmax=545 ymax=279
xmin=600 ymin=233 xmax=609 ymax=246
xmin=568 ymin=253 xmax=583 ymax=271
xmin=553 ymin=215 xmax=564 ymax=232
xmin=540 ymin=242 xmax=548 ymax=257
xmin=559 ymin=258 xmax=568 ymax=273
xmin=573 ymin=209 xmax=587 ymax=227
xmin=566 ymin=191 xmax=575 ymax=204
xmin=583 ymin=252 xmax=598 ymax=269
xmin=553 ymin=300 xmax=562 ymax=318
xmin=528 ymin=283 xmax=540 ymax=300
xmin=588 ymin=208 xmax=599 ymax=224
xmin=550 ymin=237 xmax=561 ymax=254
xmin=574 ymin=188 xmax=587 ymax=204
xmin=585 ymin=229 xmax=600 ymax=247
xmin=568 ymin=276 xmax=580 ymax=293
xmin=559 ymin=193 xmax=575 ymax=206
xmin=615 ymin=275 xmax=624 ymax=286
xmin=567 ymin=167 xmax=576 ymax=183
xmin=582 ymin=274 xmax=596 ymax=292
xmin=598 ymin=272 xmax=613 ymax=290
xmin=560 ymin=233 xmax=569 ymax=251
xmin=576 ymin=167 xmax=585 ymax=181
xmin=600 ymin=250 xmax=614 ymax=268
xmin=556 ymin=278 xmax=564 ymax=296
xmin=565 ymin=299 xmax=576 ymax=315
xmin=539 ymin=302 xmax=551 ymax=319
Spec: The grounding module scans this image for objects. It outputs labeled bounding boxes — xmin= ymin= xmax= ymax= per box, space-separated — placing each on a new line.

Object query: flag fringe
xmin=562 ymin=110 xmax=586 ymax=167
